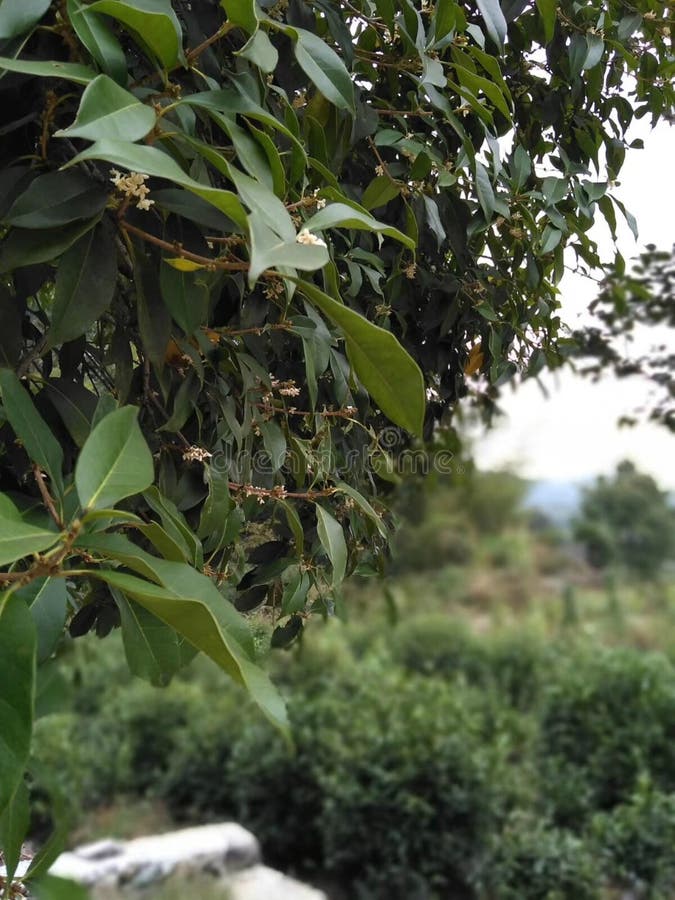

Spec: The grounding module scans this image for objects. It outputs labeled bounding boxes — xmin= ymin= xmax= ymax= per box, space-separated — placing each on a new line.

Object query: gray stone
xmin=49 ymin=823 xmax=260 ymax=887
xmin=227 ymin=864 xmax=327 ymax=900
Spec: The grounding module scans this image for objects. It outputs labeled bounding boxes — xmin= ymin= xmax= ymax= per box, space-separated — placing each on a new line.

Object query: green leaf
xmin=0 ymin=218 xmax=100 ymax=273
xmin=56 ymin=75 xmax=156 ymax=142
xmin=89 ymin=561 xmax=288 ymax=732
xmin=0 ymin=369 xmax=64 ymax=498
xmin=197 ymin=464 xmax=233 ymax=550
xmin=222 ymin=0 xmax=258 ymax=34
xmin=535 ymin=0 xmax=556 ymax=43
xmin=238 ymin=28 xmax=278 ymax=72
xmin=303 ymin=202 xmax=414 ymax=249
xmin=454 ymin=64 xmax=511 ymax=120
xmin=0 ymin=499 xmax=59 ymax=565
xmin=0 ymin=56 xmax=97 ymax=84
xmin=0 ymin=779 xmax=29 ymax=885
xmin=45 ymin=221 xmax=117 ymax=348
xmin=475 ymin=0 xmax=507 ymax=49
xmin=361 ymin=175 xmax=401 ymax=211
xmin=316 ymin=505 xmax=347 ymax=587
xmin=259 ymin=419 xmax=287 ymax=471
xmin=75 ymin=406 xmax=154 ymax=511
xmin=66 ymin=0 xmax=127 ymax=83
xmin=475 ymin=161 xmax=495 ymax=221
xmin=335 ymin=481 xmax=387 ymax=538
xmin=247 ymin=210 xmax=328 ymax=285
xmin=0 ymin=0 xmax=50 ymax=39
xmin=293 ymin=28 xmax=355 ymax=113
xmin=0 ymin=592 xmax=35 ymax=819
xmin=112 ymin=588 xmax=191 ymax=686
xmin=65 ymin=140 xmax=248 ymax=229
xmin=18 ymin=577 xmax=68 ymax=663
xmin=3 ymin=172 xmax=107 ymax=229
xmin=87 ymin=0 xmax=182 ymax=68
xmin=296 ymin=280 xmax=425 ymax=436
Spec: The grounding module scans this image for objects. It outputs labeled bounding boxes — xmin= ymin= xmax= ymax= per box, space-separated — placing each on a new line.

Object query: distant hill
xmin=524 ymin=480 xmax=588 ymax=524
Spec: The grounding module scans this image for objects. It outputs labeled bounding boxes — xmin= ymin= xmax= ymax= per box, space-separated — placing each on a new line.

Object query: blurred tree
xmin=575 ymin=245 xmax=675 ymax=431
xmin=574 ymin=461 xmax=675 ymax=579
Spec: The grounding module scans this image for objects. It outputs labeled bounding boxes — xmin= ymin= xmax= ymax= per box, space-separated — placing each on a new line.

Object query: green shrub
xmin=538 ymin=647 xmax=675 ymax=823
xmin=592 ymin=781 xmax=675 ymax=896
xmin=482 ymin=816 xmax=601 ymax=899
xmin=388 ymin=615 xmax=489 ymax=683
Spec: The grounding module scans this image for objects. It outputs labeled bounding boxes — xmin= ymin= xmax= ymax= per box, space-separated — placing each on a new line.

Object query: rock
xmin=49 ymin=823 xmax=260 ymax=888
xmin=227 ymin=864 xmax=328 ymax=900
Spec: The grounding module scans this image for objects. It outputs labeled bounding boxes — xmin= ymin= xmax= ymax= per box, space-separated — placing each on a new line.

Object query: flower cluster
xmin=182 ymin=446 xmax=212 ymax=463
xmin=296 ymin=229 xmax=327 ymax=248
xmin=110 ymin=169 xmax=154 ymax=211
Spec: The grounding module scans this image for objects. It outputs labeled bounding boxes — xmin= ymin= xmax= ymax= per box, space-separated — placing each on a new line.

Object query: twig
xmin=186 ymin=23 xmax=233 ymax=64
xmin=119 ymin=220 xmax=250 ymax=272
xmin=33 ymin=465 xmax=64 ymax=529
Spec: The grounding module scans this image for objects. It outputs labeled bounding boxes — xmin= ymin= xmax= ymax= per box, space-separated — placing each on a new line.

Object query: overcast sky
xmin=474 ymin=122 xmax=675 ymax=489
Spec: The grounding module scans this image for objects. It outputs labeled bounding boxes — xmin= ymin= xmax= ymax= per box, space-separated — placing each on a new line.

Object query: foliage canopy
xmin=0 ymin=0 xmax=673 ymax=889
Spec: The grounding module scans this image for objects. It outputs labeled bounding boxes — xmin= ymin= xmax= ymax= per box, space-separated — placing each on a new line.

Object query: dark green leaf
xmin=45 ymin=221 xmax=117 ymax=348
xmin=535 ymin=0 xmax=556 ymax=43
xmin=0 ymin=592 xmax=35 ymax=819
xmin=0 ymin=779 xmax=29 ymax=884
xmin=0 ymin=369 xmax=64 ymax=498
xmin=0 ymin=218 xmax=99 ymax=273
xmin=112 ymin=589 xmax=189 ymax=686
xmin=17 ymin=578 xmax=68 ymax=663
xmin=3 ymin=172 xmax=107 ymax=229
xmin=361 ymin=175 xmax=401 ymax=211
xmin=304 ymin=202 xmax=414 ymax=249
xmin=67 ymin=0 xmax=127 ymax=83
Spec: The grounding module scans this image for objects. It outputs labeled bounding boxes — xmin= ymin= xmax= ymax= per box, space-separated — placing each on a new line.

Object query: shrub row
xmin=31 ymin=621 xmax=675 ymax=898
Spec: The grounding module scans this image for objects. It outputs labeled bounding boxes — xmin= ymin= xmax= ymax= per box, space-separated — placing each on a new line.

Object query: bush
xmin=592 ymin=781 xmax=675 ymax=896
xmin=316 ymin=673 xmax=503 ymax=899
xmin=538 ymin=647 xmax=675 ymax=824
xmin=388 ymin=615 xmax=488 ymax=683
xmin=483 ymin=816 xmax=601 ymax=899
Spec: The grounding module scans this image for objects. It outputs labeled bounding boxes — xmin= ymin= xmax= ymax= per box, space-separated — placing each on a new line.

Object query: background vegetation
xmin=29 ymin=462 xmax=675 ymax=899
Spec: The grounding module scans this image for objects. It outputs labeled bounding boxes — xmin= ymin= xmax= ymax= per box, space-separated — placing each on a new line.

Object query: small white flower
xmin=296 ymin=229 xmax=327 ymax=248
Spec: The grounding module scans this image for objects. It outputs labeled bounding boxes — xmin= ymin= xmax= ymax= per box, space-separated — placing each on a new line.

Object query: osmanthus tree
xmin=0 ymin=0 xmax=672 ymax=890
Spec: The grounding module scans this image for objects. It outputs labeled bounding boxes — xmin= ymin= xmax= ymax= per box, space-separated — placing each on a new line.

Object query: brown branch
xmin=186 ymin=23 xmax=234 ymax=64
xmin=229 ymin=482 xmax=338 ymax=501
xmin=120 ymin=220 xmax=250 ymax=272
xmin=33 ymin=464 xmax=64 ymax=529
xmin=255 ymin=402 xmax=357 ymax=419
xmin=210 ymin=322 xmax=293 ymax=338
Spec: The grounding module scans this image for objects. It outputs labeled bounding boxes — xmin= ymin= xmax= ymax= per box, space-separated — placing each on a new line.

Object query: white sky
xmin=474 ymin=122 xmax=675 ymax=488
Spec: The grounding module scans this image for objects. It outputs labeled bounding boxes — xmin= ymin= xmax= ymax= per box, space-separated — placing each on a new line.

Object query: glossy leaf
xmin=316 ymin=505 xmax=347 ymax=587
xmin=75 ymin=406 xmax=154 ymax=511
xmin=296 ymin=280 xmax=425 ymax=436
xmin=304 ymin=202 xmax=414 ymax=249
xmin=0 ymin=57 xmax=96 ymax=83
xmin=45 ymin=221 xmax=117 ymax=348
xmin=0 ymin=592 xmax=35 ymax=819
xmin=87 ymin=0 xmax=182 ymax=68
xmin=3 ymin=172 xmax=107 ymax=229
xmin=66 ymin=0 xmax=127 ymax=83
xmin=113 ymin=588 xmax=190 ymax=686
xmin=17 ymin=577 xmax=69 ymax=663
xmin=0 ymin=218 xmax=99 ymax=273
xmin=475 ymin=0 xmax=507 ymax=49
xmin=535 ymin=0 xmax=557 ymax=43
xmin=248 ymin=210 xmax=328 ymax=285
xmin=88 ymin=560 xmax=288 ymax=732
xmin=0 ymin=369 xmax=64 ymax=498
xmin=0 ymin=0 xmax=50 ymax=40
xmin=56 ymin=75 xmax=156 ymax=142
xmin=0 ymin=496 xmax=59 ymax=565
xmin=66 ymin=140 xmax=248 ymax=229
xmin=361 ymin=176 xmax=401 ymax=211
